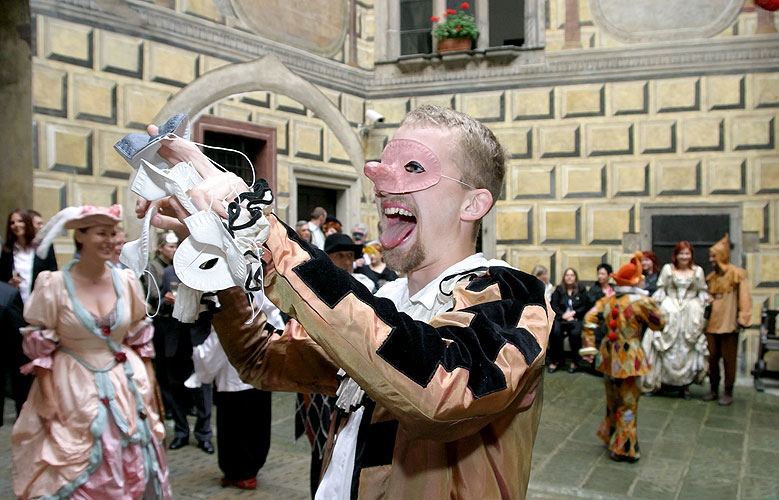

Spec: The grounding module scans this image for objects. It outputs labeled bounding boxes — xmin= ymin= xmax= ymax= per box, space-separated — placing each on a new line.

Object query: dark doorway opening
xmin=298 ymin=185 xmax=338 ymax=224
xmin=651 ymin=214 xmax=730 ymax=275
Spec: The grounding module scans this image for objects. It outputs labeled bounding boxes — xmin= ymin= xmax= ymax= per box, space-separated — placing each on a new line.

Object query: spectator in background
xmin=641 ymin=241 xmax=708 ymax=399
xmin=1 ymin=209 xmax=57 ymax=304
xmin=295 ymin=220 xmax=312 ymax=243
xmin=641 ymin=251 xmax=660 ymax=296
xmin=323 ymin=216 xmax=342 ymax=237
xmin=351 ymin=222 xmax=371 ymax=268
xmin=28 ymin=210 xmax=44 ymax=234
xmin=532 ymin=265 xmax=554 ymax=302
xmin=307 ymin=207 xmax=327 ymax=250
xmin=0 ymin=281 xmax=27 ymax=421
xmin=548 ymin=267 xmax=588 ymax=373
xmin=704 ymin=234 xmax=752 ymax=406
xmin=324 ymin=233 xmax=376 ymax=293
xmin=356 ymin=241 xmax=398 ymax=290
xmin=585 ymin=263 xmax=615 ymax=350
xmin=111 ymin=227 xmax=127 ymax=269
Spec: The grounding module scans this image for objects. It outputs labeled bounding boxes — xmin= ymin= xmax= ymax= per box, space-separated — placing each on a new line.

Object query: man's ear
xmin=461 ymin=188 xmax=493 ymax=222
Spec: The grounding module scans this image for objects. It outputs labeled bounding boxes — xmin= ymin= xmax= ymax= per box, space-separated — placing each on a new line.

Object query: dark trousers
xmin=549 ymin=319 xmax=583 ymax=364
xmin=215 ymin=389 xmax=271 ymax=481
xmin=706 ymin=331 xmax=739 ymax=393
xmin=167 ymin=352 xmax=212 ymax=441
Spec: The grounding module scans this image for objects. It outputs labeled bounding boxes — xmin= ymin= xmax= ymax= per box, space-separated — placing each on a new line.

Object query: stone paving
xmin=1 ymin=371 xmax=777 ymax=500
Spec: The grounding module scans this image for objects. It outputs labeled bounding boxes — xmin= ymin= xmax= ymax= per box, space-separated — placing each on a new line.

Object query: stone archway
xmin=153 ymin=54 xmax=365 ymax=173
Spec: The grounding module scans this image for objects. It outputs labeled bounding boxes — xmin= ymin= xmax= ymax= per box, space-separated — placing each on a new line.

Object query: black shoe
xmin=198 ymin=439 xmax=215 ymax=454
xmin=169 ymin=436 xmax=189 ymax=450
xmin=609 ymin=451 xmax=639 ymax=463
xmin=547 ymin=363 xmax=559 ymax=374
xmin=568 ymin=364 xmax=577 ymax=374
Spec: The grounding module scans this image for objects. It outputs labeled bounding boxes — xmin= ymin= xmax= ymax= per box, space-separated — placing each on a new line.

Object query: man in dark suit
xmin=159 ymin=263 xmax=214 ymax=454
xmin=0 ymin=281 xmax=30 ymax=424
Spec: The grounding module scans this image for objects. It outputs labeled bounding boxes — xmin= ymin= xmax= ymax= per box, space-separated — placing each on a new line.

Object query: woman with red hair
xmin=640 ymin=251 xmax=659 ymax=295
xmin=640 ymin=241 xmax=708 ymax=398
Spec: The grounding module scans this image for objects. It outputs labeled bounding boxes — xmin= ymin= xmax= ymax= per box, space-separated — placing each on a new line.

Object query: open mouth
xmin=380 ymin=203 xmax=417 ymax=249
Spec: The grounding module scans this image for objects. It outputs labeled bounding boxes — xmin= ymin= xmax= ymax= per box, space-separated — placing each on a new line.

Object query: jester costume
xmin=583 ymin=253 xmax=665 ymax=462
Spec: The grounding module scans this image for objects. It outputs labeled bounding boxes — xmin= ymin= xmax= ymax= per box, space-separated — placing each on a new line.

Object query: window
xmin=400 ymin=0 xmax=433 ymax=55
xmin=488 ymin=0 xmax=525 ymax=47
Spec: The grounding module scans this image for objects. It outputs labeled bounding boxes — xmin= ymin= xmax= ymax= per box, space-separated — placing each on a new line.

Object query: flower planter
xmin=438 ymin=38 xmax=472 ymax=53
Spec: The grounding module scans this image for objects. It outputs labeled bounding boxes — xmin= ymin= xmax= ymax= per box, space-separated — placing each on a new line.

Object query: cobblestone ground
xmin=2 ymin=372 xmax=777 ymax=500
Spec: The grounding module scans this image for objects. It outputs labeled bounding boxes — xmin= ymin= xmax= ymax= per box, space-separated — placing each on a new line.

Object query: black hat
xmin=324 ymin=233 xmax=363 ymax=259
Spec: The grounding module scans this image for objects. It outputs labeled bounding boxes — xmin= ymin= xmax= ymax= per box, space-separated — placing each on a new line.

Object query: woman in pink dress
xmin=12 ymin=205 xmax=172 ymax=500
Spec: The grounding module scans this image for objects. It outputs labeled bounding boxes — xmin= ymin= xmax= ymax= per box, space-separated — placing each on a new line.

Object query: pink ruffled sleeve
xmin=20 ymin=272 xmax=60 ymax=374
xmin=125 ymin=318 xmax=155 ymax=359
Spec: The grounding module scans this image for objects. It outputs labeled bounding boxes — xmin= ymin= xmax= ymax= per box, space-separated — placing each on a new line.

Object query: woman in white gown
xmin=641 ymin=241 xmax=708 ymax=398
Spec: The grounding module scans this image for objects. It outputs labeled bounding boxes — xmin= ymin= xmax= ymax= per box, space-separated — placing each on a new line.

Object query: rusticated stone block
xmin=365 ymin=98 xmax=410 ymax=127
xmin=656 ymin=160 xmax=701 ymax=195
xmin=96 ymin=130 xmax=132 ymax=179
xmin=752 ymin=73 xmax=779 ymax=109
xmin=44 ymin=122 xmax=92 ymax=175
xmin=507 ymin=249 xmax=556 ymax=281
xmin=560 ymin=163 xmax=605 ymax=198
xmin=682 ymin=117 xmax=723 ymax=152
xmin=240 ymin=91 xmax=270 ymax=108
xmin=511 ymin=88 xmax=554 ymax=120
xmin=122 ymin=85 xmax=172 ymax=129
xmin=611 ymin=82 xmax=648 ymax=115
xmin=707 ymin=158 xmax=745 ymax=195
xmin=99 ymin=31 xmax=142 ymax=78
xmin=215 ymin=103 xmax=252 ymax=122
xmin=73 ymin=182 xmax=117 ymax=207
xmin=639 ymin=120 xmax=676 ymax=154
xmin=412 ymin=95 xmax=455 ymax=111
xmin=562 ymin=85 xmax=604 ymax=117
xmin=586 ymin=203 xmax=634 ymax=245
xmin=460 ymin=92 xmax=505 ymax=122
xmin=539 ymin=124 xmax=580 ymax=158
xmin=202 ymin=56 xmax=230 ymax=75
xmin=754 ymin=250 xmax=779 ymax=288
xmin=612 ymin=162 xmax=649 ymax=197
xmin=585 ymin=122 xmax=633 ymax=156
xmin=292 ymin=121 xmax=323 ymax=160
xmin=539 ymin=205 xmax=580 ymax=243
xmin=33 ymin=65 xmax=67 ymax=117
xmin=256 ymin=114 xmax=289 ymax=155
xmin=493 ymin=126 xmax=532 ymax=159
xmin=743 ymin=202 xmax=769 ymax=243
xmin=706 ymin=75 xmax=744 ymax=110
xmin=342 ymin=93 xmax=366 ymax=126
xmin=754 ymin=157 xmax=779 ymax=194
xmin=496 ymin=205 xmax=533 ymax=244
xmin=732 ymin=115 xmax=775 ymax=150
xmin=561 ymin=250 xmax=608 ymax=282
xmin=276 ymin=94 xmax=307 ymax=115
xmin=181 ymin=0 xmax=223 ymax=22
xmin=327 ymin=130 xmax=350 ymax=165
xmin=44 ymin=17 xmax=93 ymax=67
xmin=656 ymin=78 xmax=700 ymax=113
xmin=73 ymin=74 xmax=116 ymax=124
xmin=149 ymin=44 xmax=198 ymax=87
xmin=511 ymin=165 xmax=555 ymax=199
xmin=33 ymin=177 xmax=67 ymax=219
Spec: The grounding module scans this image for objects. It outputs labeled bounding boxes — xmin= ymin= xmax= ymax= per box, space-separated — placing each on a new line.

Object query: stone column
xmin=563 ymin=0 xmax=582 ymax=49
xmin=0 ymin=0 xmax=33 ymax=219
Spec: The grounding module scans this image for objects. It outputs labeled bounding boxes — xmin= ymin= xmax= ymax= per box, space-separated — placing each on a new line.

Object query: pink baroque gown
xmin=12 ymin=261 xmax=172 ymax=500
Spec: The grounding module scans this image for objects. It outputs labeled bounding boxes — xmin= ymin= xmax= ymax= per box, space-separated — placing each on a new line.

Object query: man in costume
xmin=704 ymin=234 xmax=752 ymax=406
xmin=582 ymin=252 xmax=664 ymax=462
xmin=136 ymin=105 xmax=551 ymax=499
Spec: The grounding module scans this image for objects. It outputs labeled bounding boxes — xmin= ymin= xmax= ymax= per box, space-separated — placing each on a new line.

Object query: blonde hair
xmin=400 ymin=105 xmax=506 ymax=205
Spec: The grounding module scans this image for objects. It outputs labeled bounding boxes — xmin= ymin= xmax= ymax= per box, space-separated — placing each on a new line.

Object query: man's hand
xmin=163 ymin=291 xmax=176 ymax=305
xmin=562 ymin=310 xmax=575 ymax=322
xmin=8 ymin=277 xmax=22 ymax=288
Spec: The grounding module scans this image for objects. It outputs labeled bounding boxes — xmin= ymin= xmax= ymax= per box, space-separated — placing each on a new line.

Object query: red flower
xmin=114 ymin=352 xmax=127 ymax=363
xmin=101 ymin=397 xmax=109 ymax=406
xmin=611 ymin=308 xmax=619 ymax=318
xmin=608 ymin=331 xmax=617 ymax=341
xmin=608 ymin=319 xmax=618 ymax=329
xmin=635 ymin=358 xmax=642 ymax=370
xmin=446 ymin=8 xmax=457 ymax=15
xmin=431 ymin=15 xmax=440 ymax=22
xmin=461 ymin=2 xmax=470 ymax=8
xmin=456 ymin=25 xmax=462 ymax=31
xmin=100 ymin=325 xmax=110 ymax=337
xmin=138 ymin=411 xmax=147 ymax=420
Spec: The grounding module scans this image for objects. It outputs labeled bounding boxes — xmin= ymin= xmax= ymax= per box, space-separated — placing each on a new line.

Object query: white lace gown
xmin=641 ymin=264 xmax=709 ymax=391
